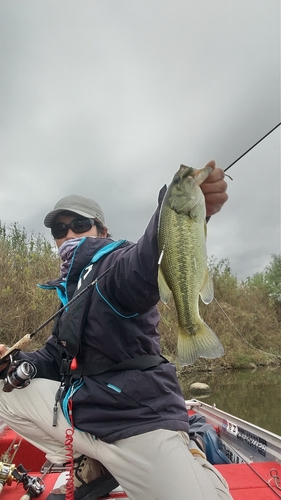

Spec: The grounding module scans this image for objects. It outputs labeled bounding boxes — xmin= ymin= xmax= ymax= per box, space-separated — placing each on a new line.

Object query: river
xmin=179 ymin=367 xmax=281 ymax=436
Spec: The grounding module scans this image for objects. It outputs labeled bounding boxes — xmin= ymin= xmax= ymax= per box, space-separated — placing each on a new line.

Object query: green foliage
xmin=0 ymin=221 xmax=59 ymax=348
xmin=158 ymin=255 xmax=281 ymax=370
xmin=207 ymin=256 xmax=238 ymax=302
xmin=246 ymin=254 xmax=281 ymax=302
xmin=0 ymin=222 xmax=280 ymax=369
xmin=245 ymin=254 xmax=281 ymax=321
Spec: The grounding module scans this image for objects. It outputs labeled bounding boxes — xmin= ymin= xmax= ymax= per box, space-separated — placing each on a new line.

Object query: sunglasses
xmin=51 ymin=218 xmax=95 ymax=239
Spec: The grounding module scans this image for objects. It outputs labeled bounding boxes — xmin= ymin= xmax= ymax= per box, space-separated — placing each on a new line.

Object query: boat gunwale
xmin=186 ymin=399 xmax=281 ymax=465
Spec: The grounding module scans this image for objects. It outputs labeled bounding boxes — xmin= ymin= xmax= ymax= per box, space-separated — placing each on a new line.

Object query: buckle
xmin=59 ymin=359 xmax=71 ymax=375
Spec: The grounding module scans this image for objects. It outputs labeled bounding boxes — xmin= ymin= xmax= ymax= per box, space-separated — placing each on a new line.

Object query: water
xmin=179 ymin=367 xmax=281 ymax=436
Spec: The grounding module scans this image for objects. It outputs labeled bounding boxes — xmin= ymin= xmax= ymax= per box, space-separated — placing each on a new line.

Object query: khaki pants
xmin=0 ymin=378 xmax=233 ymax=500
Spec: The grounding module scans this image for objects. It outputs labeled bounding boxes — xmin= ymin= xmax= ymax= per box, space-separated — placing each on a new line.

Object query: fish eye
xmin=173 ymin=175 xmax=180 ymax=184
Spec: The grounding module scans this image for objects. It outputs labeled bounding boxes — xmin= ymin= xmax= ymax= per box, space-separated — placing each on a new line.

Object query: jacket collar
xmin=40 ymin=237 xmax=115 ymax=288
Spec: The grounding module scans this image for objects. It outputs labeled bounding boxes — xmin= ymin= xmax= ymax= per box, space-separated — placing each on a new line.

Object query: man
xmin=0 ymin=161 xmax=233 ymax=500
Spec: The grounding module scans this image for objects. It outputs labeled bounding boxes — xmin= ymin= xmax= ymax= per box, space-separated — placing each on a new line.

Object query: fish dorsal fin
xmin=158 ymin=266 xmax=172 ymax=304
xmin=199 ymin=268 xmax=214 ymax=304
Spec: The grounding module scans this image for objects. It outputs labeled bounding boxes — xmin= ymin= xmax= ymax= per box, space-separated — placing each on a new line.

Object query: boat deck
xmin=1 ymin=427 xmax=280 ymax=499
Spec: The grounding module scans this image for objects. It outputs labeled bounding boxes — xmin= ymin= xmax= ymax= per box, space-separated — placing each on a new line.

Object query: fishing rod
xmin=206 ymin=122 xmax=281 ymax=223
xmin=0 ymin=265 xmax=113 ymax=365
xmin=224 ymin=122 xmax=281 ymax=173
xmin=1 ymin=124 xmax=280 ymax=361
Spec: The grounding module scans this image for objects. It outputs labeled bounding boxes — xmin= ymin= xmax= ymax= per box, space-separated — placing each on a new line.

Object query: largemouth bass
xmin=158 ymin=164 xmax=224 ymax=365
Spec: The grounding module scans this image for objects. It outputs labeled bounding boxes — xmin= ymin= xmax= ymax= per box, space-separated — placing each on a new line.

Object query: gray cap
xmin=44 ymin=194 xmax=105 ymax=227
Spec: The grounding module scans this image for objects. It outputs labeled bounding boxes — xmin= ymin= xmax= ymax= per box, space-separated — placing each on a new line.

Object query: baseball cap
xmin=44 ymin=194 xmax=105 ymax=227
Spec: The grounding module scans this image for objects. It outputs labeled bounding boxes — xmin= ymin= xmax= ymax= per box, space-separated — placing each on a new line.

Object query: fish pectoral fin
xmin=177 ymin=321 xmax=224 ymax=366
xmin=199 ymin=268 xmax=214 ymax=304
xmin=158 ymin=267 xmax=172 ymax=304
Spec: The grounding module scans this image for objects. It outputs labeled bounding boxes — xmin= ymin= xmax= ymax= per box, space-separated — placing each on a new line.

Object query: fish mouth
xmin=180 ymin=165 xmax=194 ymax=179
xmin=179 ymin=164 xmax=212 ymax=186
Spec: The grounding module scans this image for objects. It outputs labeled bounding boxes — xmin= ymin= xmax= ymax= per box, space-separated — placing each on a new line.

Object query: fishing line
xmin=213 ymin=297 xmax=280 ymax=359
xmin=220 ymin=438 xmax=281 ymax=498
xmin=206 ymin=123 xmax=281 ymax=352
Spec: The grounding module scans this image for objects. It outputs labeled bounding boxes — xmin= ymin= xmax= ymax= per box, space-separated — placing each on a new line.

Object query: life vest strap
xmin=60 ymin=354 xmax=168 ymax=377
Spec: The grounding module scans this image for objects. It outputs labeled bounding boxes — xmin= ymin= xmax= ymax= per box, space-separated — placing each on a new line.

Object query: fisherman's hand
xmin=0 ymin=344 xmax=9 ymax=373
xmin=200 ymin=160 xmax=228 ymax=217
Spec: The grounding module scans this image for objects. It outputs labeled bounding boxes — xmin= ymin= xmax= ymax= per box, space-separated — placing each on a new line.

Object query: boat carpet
xmin=1 ymin=429 xmax=280 ymax=499
xmin=216 ymin=463 xmax=281 ymax=499
xmin=0 ymin=428 xmax=45 ymax=471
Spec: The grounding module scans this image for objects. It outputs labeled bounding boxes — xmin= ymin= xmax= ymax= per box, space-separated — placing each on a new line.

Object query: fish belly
xmin=158 ymin=207 xmax=224 ymax=365
xmin=159 ymin=209 xmax=205 ymax=331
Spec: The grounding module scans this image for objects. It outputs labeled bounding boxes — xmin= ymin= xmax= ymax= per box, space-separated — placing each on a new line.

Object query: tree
xmin=263 ymin=254 xmax=281 ymax=302
xmin=246 ymin=254 xmax=281 ymax=319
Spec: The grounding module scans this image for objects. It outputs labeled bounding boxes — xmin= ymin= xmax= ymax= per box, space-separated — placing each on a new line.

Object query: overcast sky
xmin=0 ymin=0 xmax=280 ymax=280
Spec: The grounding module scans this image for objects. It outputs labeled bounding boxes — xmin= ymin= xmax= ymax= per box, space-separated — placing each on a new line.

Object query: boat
xmin=0 ymin=399 xmax=280 ymax=500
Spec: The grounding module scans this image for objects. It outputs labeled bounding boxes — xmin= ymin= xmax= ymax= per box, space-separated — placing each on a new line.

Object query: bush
xmin=0 ymin=222 xmax=280 ymax=368
xmin=158 ymin=255 xmax=281 ymax=369
xmin=0 ymin=222 xmax=59 ymax=348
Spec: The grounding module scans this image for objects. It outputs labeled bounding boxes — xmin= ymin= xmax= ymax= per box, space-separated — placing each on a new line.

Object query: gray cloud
xmin=0 ymin=0 xmax=280 ymax=279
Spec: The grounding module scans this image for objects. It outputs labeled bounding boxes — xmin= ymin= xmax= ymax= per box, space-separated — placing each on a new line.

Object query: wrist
xmin=0 ymin=362 xmax=9 ymax=379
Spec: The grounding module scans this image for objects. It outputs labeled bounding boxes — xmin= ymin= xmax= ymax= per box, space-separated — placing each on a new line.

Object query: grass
xmin=0 ymin=222 xmax=280 ymax=370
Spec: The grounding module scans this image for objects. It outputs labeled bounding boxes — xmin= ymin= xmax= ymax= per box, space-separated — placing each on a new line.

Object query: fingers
xmin=201 ymin=162 xmax=228 ymax=217
xmin=205 ymin=192 xmax=229 ymax=217
xmin=204 ymin=159 xmax=216 ymax=172
xmin=203 ymin=163 xmax=226 ymax=186
xmin=202 ymin=174 xmax=228 ymax=195
xmin=0 ymin=344 xmax=8 ymax=357
xmin=0 ymin=345 xmax=9 ymax=372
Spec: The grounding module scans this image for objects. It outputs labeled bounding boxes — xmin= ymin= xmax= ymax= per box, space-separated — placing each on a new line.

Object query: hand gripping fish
xmin=158 ymin=164 xmax=224 ymax=365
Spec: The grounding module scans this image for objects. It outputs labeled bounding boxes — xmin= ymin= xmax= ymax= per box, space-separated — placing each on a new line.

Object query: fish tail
xmin=177 ymin=321 xmax=224 ymax=366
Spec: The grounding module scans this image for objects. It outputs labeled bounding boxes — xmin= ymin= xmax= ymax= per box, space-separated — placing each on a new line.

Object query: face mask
xmin=58 ymin=238 xmax=84 ymax=278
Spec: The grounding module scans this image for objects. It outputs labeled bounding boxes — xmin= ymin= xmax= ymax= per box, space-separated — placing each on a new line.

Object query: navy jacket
xmin=15 ymin=187 xmax=190 ymax=442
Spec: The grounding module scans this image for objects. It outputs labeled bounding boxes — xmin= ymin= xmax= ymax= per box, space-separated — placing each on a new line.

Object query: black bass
xmin=158 ymin=164 xmax=224 ymax=365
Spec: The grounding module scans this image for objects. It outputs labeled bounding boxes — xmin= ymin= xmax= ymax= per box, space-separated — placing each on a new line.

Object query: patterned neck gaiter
xmin=58 ymin=238 xmax=84 ymax=279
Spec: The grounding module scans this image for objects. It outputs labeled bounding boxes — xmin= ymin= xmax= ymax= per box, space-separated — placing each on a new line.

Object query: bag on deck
xmin=189 ymin=413 xmax=231 ymax=465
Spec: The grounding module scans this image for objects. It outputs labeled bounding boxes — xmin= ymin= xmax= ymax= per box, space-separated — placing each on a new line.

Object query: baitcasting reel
xmin=12 ymin=465 xmax=45 ymax=500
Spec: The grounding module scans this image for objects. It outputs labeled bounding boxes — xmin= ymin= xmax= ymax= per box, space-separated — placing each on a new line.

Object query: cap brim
xmin=44 ymin=207 xmax=98 ymax=228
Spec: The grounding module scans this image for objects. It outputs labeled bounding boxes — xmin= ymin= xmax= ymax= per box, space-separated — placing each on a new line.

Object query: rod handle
xmin=0 ymin=335 xmax=31 ymax=365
